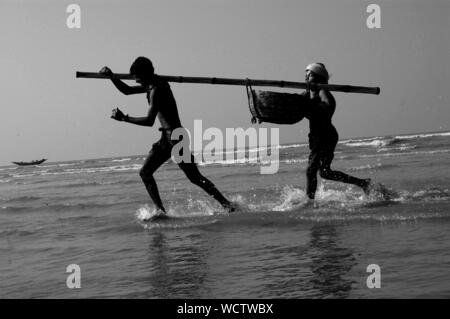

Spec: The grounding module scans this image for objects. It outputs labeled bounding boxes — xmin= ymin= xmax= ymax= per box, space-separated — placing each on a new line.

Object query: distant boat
xmin=12 ymin=159 xmax=47 ymax=166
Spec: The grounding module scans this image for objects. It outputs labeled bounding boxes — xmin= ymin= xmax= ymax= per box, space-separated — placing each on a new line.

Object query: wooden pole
xmin=76 ymin=71 xmax=380 ymax=95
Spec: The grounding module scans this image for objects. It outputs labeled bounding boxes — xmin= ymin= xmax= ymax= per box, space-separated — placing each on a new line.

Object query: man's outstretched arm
xmin=111 ymin=79 xmax=147 ymax=95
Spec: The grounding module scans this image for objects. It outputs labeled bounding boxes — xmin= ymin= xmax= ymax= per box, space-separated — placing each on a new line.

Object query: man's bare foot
xmin=223 ymin=202 xmax=239 ymax=213
xmin=303 ymin=198 xmax=315 ymax=208
xmin=149 ymin=208 xmax=169 ymax=221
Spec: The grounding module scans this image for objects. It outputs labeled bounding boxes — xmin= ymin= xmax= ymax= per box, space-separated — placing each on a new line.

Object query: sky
xmin=0 ymin=0 xmax=449 ymax=165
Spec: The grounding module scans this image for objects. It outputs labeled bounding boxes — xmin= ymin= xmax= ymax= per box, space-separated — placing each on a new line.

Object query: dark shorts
xmin=308 ymin=132 xmax=338 ymax=169
xmin=150 ymin=127 xmax=188 ymax=157
xmin=141 ymin=128 xmax=196 ymax=176
xmin=150 ymin=132 xmax=177 ymax=155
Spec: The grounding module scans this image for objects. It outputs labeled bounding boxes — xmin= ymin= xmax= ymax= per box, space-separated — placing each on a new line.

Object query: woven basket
xmin=247 ymin=87 xmax=308 ymax=125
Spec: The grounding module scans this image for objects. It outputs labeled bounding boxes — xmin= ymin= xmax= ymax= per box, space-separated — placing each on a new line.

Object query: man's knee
xmin=139 ymin=167 xmax=154 ymax=182
xmin=179 ymin=163 xmax=201 ymax=183
xmin=319 ymin=168 xmax=332 ymax=179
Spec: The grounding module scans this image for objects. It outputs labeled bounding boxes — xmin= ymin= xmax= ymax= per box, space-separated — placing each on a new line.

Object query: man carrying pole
xmin=100 ymin=56 xmax=236 ymax=217
xmin=79 ymin=61 xmax=379 ymax=207
xmin=302 ymin=63 xmax=372 ymax=201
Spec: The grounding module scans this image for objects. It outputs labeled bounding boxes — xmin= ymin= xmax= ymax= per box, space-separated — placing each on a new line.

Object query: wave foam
xmin=342 ymin=139 xmax=390 ymax=148
xmin=348 ymin=163 xmax=383 ymax=171
xmin=394 ymin=131 xmax=450 ymax=140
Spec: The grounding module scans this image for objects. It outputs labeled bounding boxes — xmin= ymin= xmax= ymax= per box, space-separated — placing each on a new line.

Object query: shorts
xmin=308 ymin=132 xmax=338 ymax=168
xmin=148 ymin=127 xmax=192 ymax=164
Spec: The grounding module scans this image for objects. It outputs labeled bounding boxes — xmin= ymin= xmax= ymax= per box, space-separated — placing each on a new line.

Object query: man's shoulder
xmin=319 ymin=89 xmax=335 ymax=103
xmin=149 ymin=78 xmax=171 ymax=95
xmin=153 ymin=76 xmax=170 ymax=89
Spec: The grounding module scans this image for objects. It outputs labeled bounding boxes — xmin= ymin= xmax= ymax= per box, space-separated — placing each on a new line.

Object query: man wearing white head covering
xmin=302 ymin=63 xmax=371 ymax=200
xmin=305 ymin=63 xmax=329 ymax=81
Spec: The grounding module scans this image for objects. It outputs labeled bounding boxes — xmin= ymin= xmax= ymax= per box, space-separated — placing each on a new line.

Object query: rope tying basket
xmin=246 ymin=85 xmax=308 ymax=125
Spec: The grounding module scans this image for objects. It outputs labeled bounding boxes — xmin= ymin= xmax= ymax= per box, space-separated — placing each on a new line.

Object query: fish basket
xmin=246 ymin=87 xmax=307 ymax=125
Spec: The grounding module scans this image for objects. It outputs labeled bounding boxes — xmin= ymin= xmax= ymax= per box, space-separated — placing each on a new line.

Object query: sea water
xmin=1 ymin=131 xmax=450 ymax=298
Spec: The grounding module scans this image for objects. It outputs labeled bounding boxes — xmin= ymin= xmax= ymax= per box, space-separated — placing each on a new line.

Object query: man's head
xmin=305 ymin=63 xmax=329 ymax=84
xmin=130 ymin=56 xmax=155 ymax=85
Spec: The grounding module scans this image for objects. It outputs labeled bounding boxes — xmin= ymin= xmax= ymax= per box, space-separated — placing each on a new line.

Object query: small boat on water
xmin=12 ymin=159 xmax=47 ymax=166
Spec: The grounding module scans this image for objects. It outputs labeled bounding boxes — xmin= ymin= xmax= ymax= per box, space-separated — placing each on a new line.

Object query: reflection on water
xmin=145 ymin=230 xmax=211 ymax=298
xmin=308 ymin=224 xmax=357 ymax=298
xmin=141 ymin=223 xmax=358 ymax=298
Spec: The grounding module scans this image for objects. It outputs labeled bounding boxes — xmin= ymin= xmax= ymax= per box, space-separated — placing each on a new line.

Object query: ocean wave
xmin=283 ymin=159 xmax=308 ymax=164
xmin=341 ymin=139 xmax=390 ymax=148
xmin=111 ymin=158 xmax=132 ymax=162
xmin=197 ymin=157 xmax=308 ymax=167
xmin=39 ymin=163 xmax=76 ymax=168
xmin=338 ymin=131 xmax=450 ymax=150
xmin=276 ymin=143 xmax=308 ymax=150
xmin=4 ymin=165 xmax=141 ymax=179
xmin=341 ymin=136 xmax=383 ymax=143
xmin=339 ymin=131 xmax=450 ymax=148
xmin=377 ymin=144 xmax=416 ymax=153
xmin=58 ymin=179 xmax=138 ymax=189
xmin=41 ymin=164 xmax=142 ymax=176
xmin=341 ymin=136 xmax=405 ymax=148
xmin=97 ymin=157 xmax=132 ymax=164
xmin=189 ymin=141 xmax=309 ymax=161
xmin=394 ymin=131 xmax=450 ymax=140
xmin=197 ymin=157 xmax=258 ymax=166
xmin=198 ymin=143 xmax=305 ymax=158
xmin=12 ymin=173 xmax=35 ymax=178
xmin=347 ymin=163 xmax=383 ymax=171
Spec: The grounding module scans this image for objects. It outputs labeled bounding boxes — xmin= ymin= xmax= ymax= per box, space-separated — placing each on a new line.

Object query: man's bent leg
xmin=318 ymin=151 xmax=371 ymax=192
xmin=179 ymin=155 xmax=234 ymax=210
xmin=320 ymin=167 xmax=370 ymax=188
xmin=140 ymin=147 xmax=171 ymax=212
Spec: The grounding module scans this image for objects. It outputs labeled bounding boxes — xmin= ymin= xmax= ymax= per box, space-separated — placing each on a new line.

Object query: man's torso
xmin=303 ymin=90 xmax=338 ymax=148
xmin=147 ymin=78 xmax=182 ymax=130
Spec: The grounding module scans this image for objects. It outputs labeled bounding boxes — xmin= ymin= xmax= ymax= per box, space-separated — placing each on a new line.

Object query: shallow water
xmin=1 ymin=131 xmax=450 ymax=298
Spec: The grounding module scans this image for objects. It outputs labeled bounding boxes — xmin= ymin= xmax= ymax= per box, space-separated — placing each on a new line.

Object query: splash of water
xmin=135 ymin=182 xmax=450 ymax=226
xmin=136 ymin=204 xmax=159 ymax=221
xmin=135 ymin=199 xmax=220 ymax=222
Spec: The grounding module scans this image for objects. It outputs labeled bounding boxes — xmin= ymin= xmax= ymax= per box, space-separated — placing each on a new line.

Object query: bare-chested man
xmin=100 ymin=57 xmax=235 ymax=216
